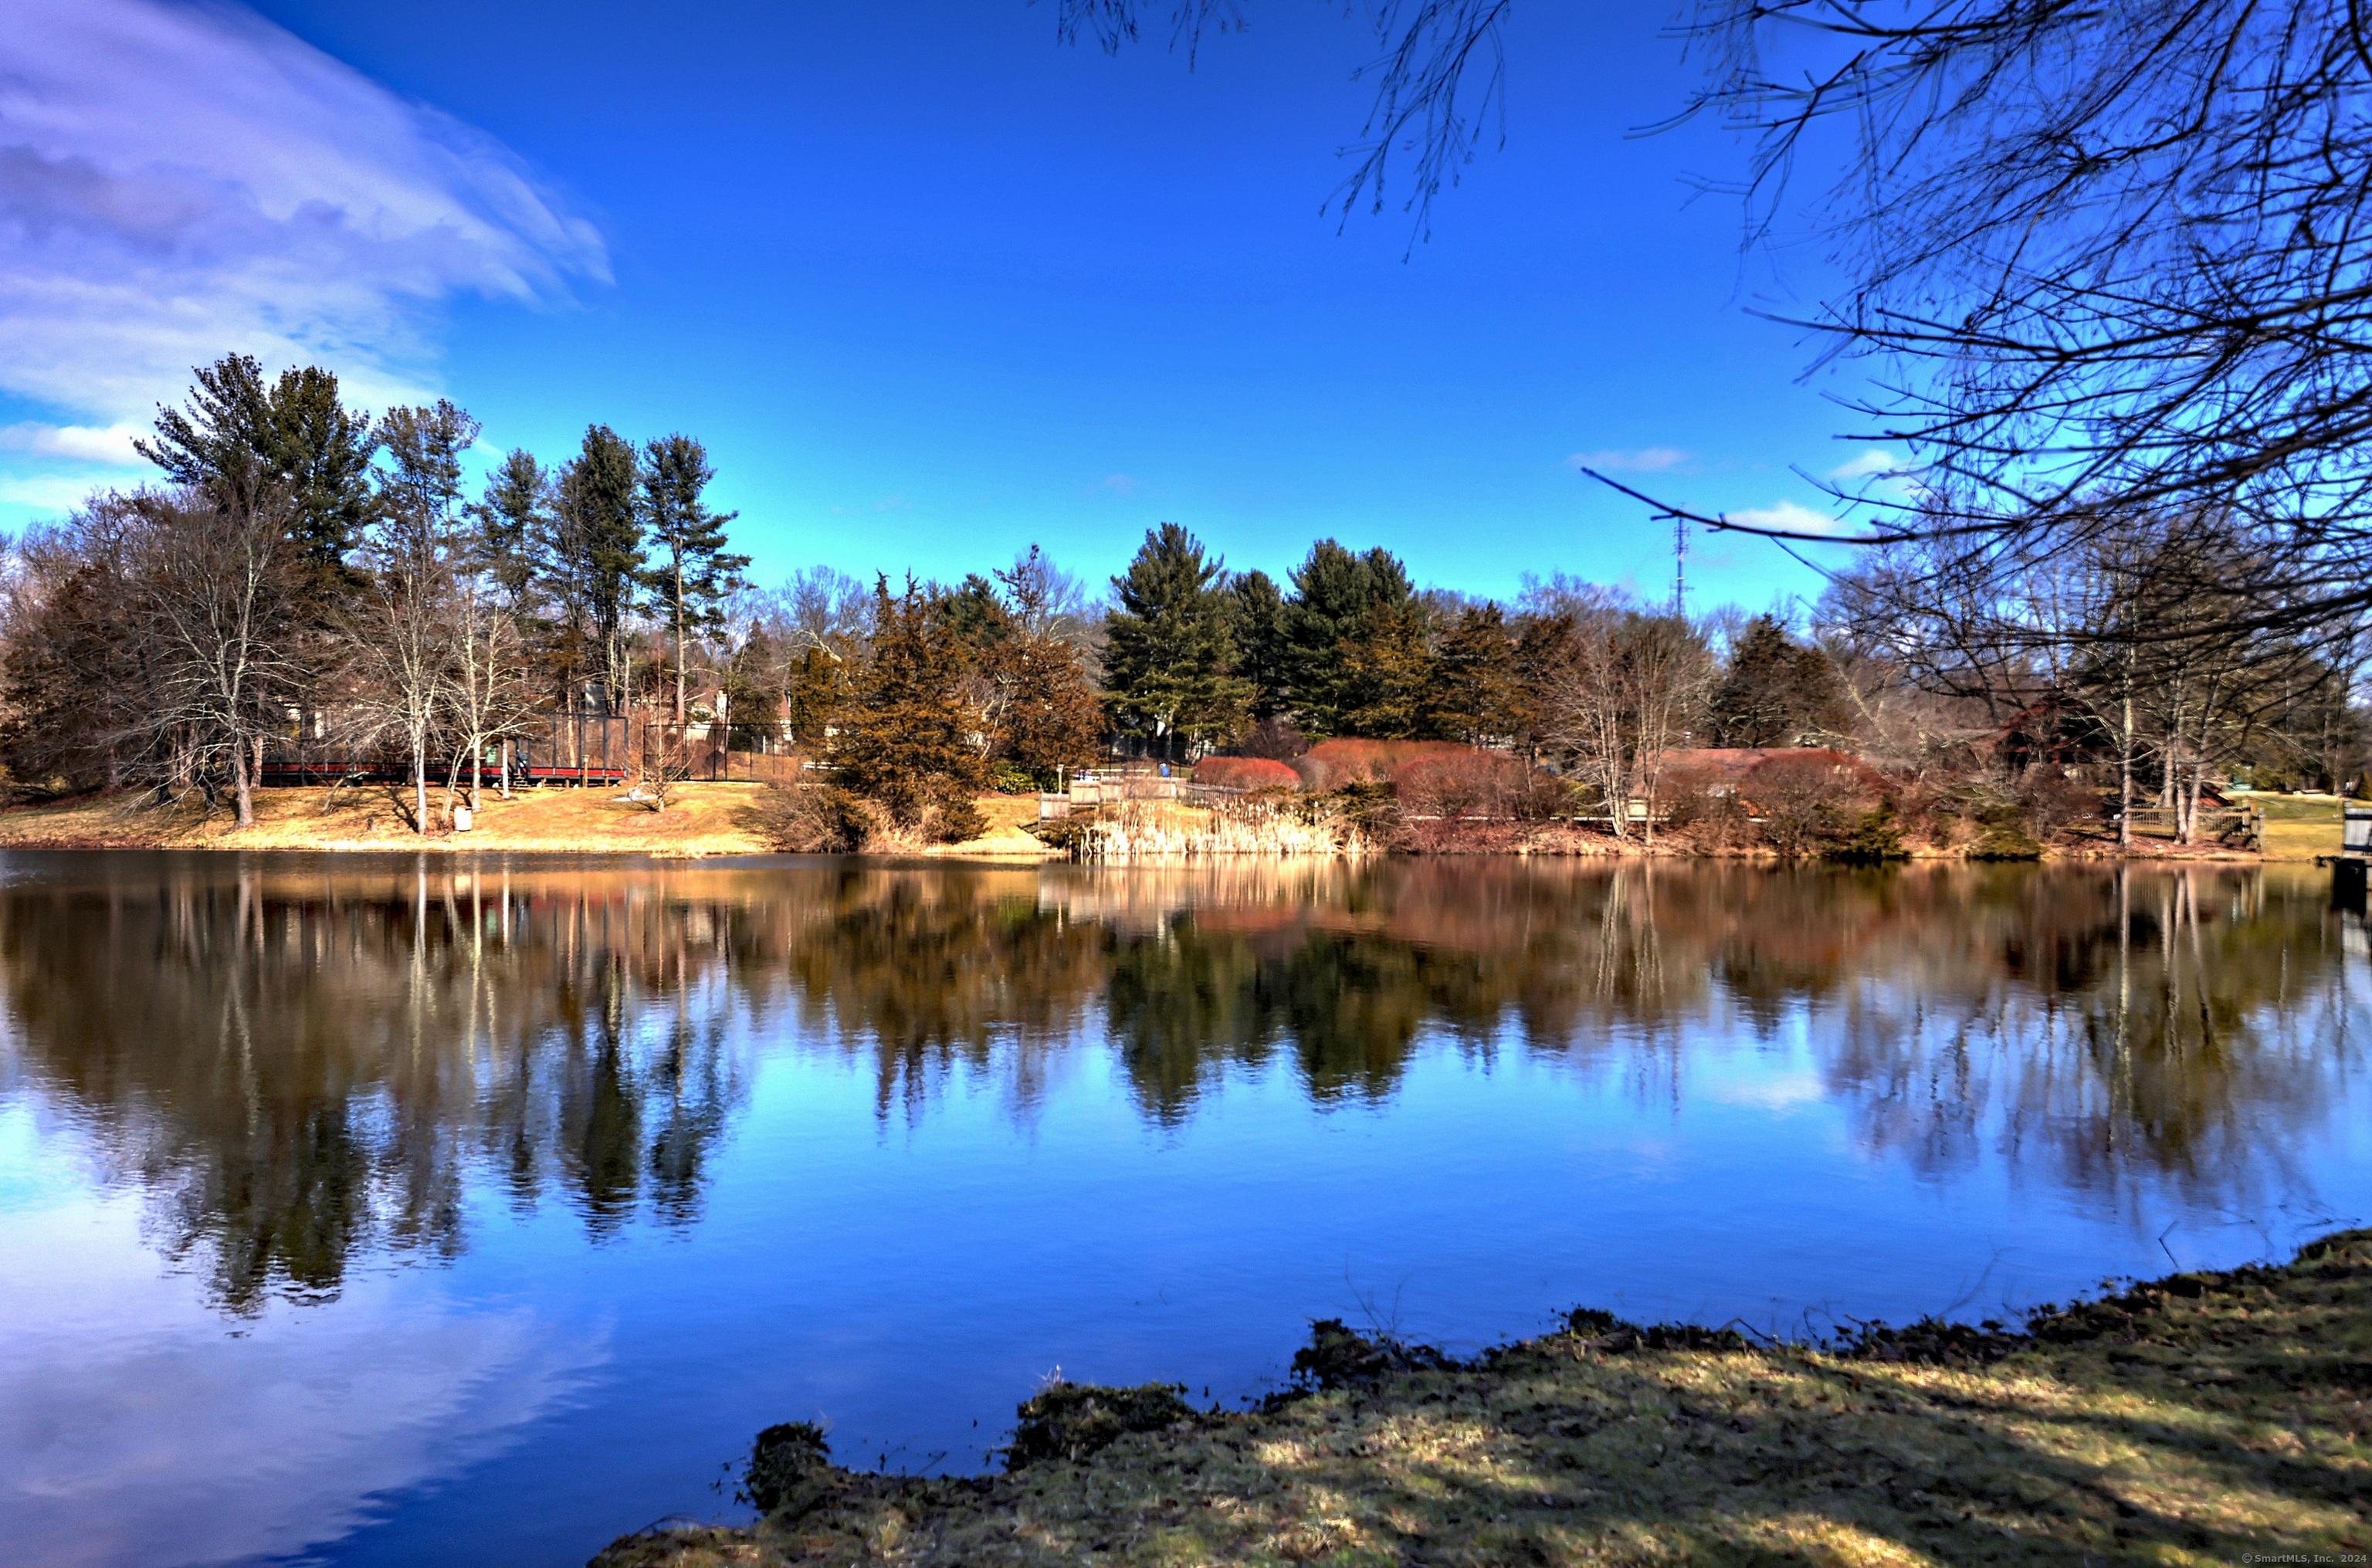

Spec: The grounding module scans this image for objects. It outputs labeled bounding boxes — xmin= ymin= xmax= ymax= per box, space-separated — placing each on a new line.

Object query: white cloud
xmin=1828 ymin=449 xmax=1915 ymax=482
xmin=1723 ymin=499 xmax=1852 ymax=537
xmin=0 ymin=422 xmax=144 ymax=465
xmin=1099 ymin=473 xmax=1140 ymax=495
xmin=0 ymin=473 xmax=110 ymax=513
xmin=1567 ymin=447 xmax=1693 ymax=474
xmin=0 ymin=0 xmax=608 ymax=428
xmin=0 ymin=1187 xmax=606 ymax=1568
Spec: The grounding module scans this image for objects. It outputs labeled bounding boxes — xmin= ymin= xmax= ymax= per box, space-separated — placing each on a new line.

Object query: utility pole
xmin=1672 ymin=515 xmax=1688 ymax=618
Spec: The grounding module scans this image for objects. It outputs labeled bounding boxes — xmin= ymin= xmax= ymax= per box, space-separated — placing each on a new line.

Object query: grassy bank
xmin=2243 ymin=791 xmax=2347 ymax=862
xmin=0 ymin=784 xmax=1059 ymax=858
xmin=0 ymin=784 xmax=2343 ymax=865
xmin=595 ymin=1231 xmax=2370 ymax=1567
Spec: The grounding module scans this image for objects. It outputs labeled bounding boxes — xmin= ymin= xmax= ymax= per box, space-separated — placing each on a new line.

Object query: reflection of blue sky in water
xmin=0 ymin=859 xmax=2367 ymax=1566
xmin=0 ymin=1112 xmax=605 ymax=1568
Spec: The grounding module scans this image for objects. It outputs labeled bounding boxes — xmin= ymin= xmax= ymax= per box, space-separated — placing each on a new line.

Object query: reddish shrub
xmin=1292 ymin=738 xmax=1465 ymax=791
xmin=1392 ymin=750 xmax=1537 ymax=820
xmin=1740 ymin=749 xmax=1890 ymax=856
xmin=1192 ymin=756 xmax=1302 ymax=791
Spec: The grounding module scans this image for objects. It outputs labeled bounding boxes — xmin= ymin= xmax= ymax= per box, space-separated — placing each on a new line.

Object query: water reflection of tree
xmin=1063 ymin=862 xmax=2363 ymax=1215
xmin=0 ymin=858 xmax=751 ymax=1309
xmin=2 ymin=855 xmax=2357 ymax=1309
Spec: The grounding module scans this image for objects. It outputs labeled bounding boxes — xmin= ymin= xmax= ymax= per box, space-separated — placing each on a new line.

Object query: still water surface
xmin=1 ymin=852 xmax=2365 ymax=1566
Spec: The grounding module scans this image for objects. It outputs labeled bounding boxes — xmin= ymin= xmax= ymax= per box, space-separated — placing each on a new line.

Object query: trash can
xmin=453 ymin=806 xmax=473 ymax=832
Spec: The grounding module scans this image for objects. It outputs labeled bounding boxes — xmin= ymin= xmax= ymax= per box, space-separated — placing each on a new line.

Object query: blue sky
xmin=0 ymin=0 xmax=1886 ymax=614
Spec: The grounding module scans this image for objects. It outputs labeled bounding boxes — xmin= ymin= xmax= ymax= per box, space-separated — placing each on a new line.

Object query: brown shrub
xmin=1235 ymin=718 xmax=1310 ymax=760
xmin=1391 ymin=750 xmax=1547 ymax=831
xmin=1655 ymin=763 xmax=1749 ymax=842
xmin=1741 ymin=750 xmax=1889 ymax=857
xmin=1292 ymin=738 xmax=1464 ymax=791
xmin=750 ymin=770 xmax=873 ymax=852
xmin=1192 ymin=756 xmax=1303 ymax=791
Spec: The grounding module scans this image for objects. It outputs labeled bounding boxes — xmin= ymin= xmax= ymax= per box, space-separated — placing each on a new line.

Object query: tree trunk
xmin=413 ymin=739 xmax=428 ymax=835
xmin=233 ymin=733 xmax=254 ymax=828
xmin=2119 ymin=690 xmax=2134 ymax=852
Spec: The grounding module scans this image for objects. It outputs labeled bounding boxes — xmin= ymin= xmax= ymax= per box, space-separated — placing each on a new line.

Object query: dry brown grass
xmin=595 ymin=1231 xmax=2372 ymax=1568
xmin=0 ymin=781 xmax=778 ymax=855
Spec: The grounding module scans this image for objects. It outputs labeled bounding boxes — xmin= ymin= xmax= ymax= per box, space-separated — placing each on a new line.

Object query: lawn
xmin=2230 ymin=790 xmax=2345 ymax=862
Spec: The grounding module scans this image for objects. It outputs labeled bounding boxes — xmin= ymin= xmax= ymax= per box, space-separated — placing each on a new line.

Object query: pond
xmin=1 ymin=852 xmax=2364 ymax=1567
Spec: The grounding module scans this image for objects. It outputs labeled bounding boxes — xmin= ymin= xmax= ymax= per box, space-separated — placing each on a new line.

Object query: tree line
xmin=3 ymin=354 xmax=755 ymax=830
xmin=5 ymin=355 xmax=2363 ymax=848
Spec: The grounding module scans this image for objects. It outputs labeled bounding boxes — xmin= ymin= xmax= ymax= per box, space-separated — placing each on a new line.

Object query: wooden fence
xmin=263 ymin=715 xmax=801 ymax=788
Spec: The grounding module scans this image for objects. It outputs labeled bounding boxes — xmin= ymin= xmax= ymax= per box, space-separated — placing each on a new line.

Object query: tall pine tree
xmin=551 ymin=425 xmax=643 ymax=710
xmin=1281 ymin=540 xmax=1416 ymax=737
xmin=1709 ymin=616 xmax=1852 ymax=748
xmin=1103 ymin=523 xmax=1252 ymax=762
xmin=137 ymin=354 xmax=376 ymax=585
xmin=469 ymin=449 xmax=550 ymax=615
xmin=1228 ymin=570 xmax=1290 ymax=720
xmin=636 ymin=434 xmax=748 ymax=725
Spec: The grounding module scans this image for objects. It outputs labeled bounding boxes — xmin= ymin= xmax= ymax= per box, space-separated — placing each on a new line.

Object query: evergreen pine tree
xmin=830 ymin=576 xmax=988 ymax=839
xmin=1427 ymin=602 xmax=1522 ymax=743
xmin=269 ymin=366 xmax=378 ymax=584
xmin=469 ymin=449 xmax=550 ymax=615
xmin=1103 ymin=523 xmax=1253 ymax=761
xmin=635 ymin=434 xmax=749 ymax=725
xmin=1281 ymin=540 xmax=1415 ymax=736
xmin=1710 ymin=615 xmax=1852 ymax=747
xmin=1228 ymin=570 xmax=1290 ymax=719
xmin=551 ymin=425 xmax=643 ymax=710
xmin=1338 ymin=598 xmax=1436 ymax=740
xmin=137 ymin=354 xmax=377 ymax=585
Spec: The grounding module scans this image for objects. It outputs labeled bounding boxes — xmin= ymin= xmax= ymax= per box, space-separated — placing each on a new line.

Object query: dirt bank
xmin=0 ymin=784 xmax=2338 ymax=865
xmin=0 ymin=784 xmax=1058 ymax=859
xmin=594 ymin=1231 xmax=2370 ymax=1567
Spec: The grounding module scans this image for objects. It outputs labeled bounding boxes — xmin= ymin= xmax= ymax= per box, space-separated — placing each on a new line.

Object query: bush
xmin=989 ymin=761 xmax=1042 ymax=794
xmin=1235 ymin=718 xmax=1310 ymax=760
xmin=1005 ymin=1382 xmax=1199 ymax=1469
xmin=1830 ymin=799 xmax=1909 ymax=862
xmin=750 ymin=766 xmax=873 ymax=852
xmin=1391 ymin=749 xmax=1543 ymax=825
xmin=1291 ymin=738 xmax=1463 ymax=791
xmin=740 ymin=1421 xmax=831 ymax=1513
xmin=1742 ymin=749 xmax=1889 ymax=857
xmin=1191 ymin=756 xmax=1303 ymax=791
xmin=2014 ymin=767 xmax=2101 ymax=839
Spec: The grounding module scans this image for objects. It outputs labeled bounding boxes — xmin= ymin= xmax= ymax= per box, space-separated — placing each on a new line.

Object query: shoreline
xmin=0 ymin=785 xmax=2325 ymax=864
xmin=595 ymin=1230 xmax=2371 ymax=1567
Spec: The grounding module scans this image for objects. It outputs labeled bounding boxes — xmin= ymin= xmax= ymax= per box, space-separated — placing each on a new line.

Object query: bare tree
xmin=441 ymin=576 xmax=537 ymax=813
xmin=350 ymin=401 xmax=478 ymax=833
xmin=119 ymin=479 xmax=307 ymax=827
xmin=1528 ymin=580 xmax=1714 ymax=843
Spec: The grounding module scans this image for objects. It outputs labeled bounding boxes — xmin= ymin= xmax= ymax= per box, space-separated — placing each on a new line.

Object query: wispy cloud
xmin=1828 ymin=449 xmax=1915 ymax=482
xmin=0 ymin=473 xmax=110 ymax=511
xmin=1567 ymin=447 xmax=1693 ymax=474
xmin=1723 ymin=499 xmax=1852 ymax=537
xmin=1099 ymin=473 xmax=1140 ymax=496
xmin=0 ymin=0 xmax=608 ymax=435
xmin=0 ymin=423 xmax=143 ymax=465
